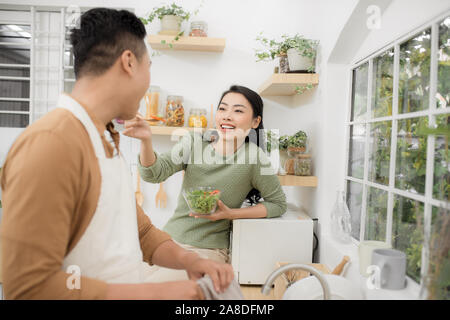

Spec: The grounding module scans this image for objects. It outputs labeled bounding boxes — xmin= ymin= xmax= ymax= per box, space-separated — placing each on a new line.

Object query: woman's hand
xmin=189 ymin=200 xmax=234 ymax=221
xmin=122 ymin=113 xmax=152 ymax=142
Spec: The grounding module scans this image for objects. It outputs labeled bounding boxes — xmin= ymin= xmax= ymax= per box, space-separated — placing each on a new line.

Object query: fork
xmin=155 ymin=182 xmax=167 ymax=208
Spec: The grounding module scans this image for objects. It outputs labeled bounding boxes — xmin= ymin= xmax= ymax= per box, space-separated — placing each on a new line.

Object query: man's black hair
xmin=70 ymin=8 xmax=147 ymax=78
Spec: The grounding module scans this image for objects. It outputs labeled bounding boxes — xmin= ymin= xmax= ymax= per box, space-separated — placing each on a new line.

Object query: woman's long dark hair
xmin=218 ymin=85 xmax=266 ymax=206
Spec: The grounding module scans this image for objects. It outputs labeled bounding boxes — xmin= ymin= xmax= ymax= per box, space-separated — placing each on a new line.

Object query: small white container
xmin=287 ymin=48 xmax=314 ymax=72
xmin=159 ymin=15 xmax=182 ymax=35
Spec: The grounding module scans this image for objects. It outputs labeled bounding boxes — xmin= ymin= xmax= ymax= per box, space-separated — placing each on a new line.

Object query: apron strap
xmin=56 ymin=94 xmax=107 ymax=159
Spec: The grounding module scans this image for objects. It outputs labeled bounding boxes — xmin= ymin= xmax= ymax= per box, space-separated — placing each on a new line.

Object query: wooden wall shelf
xmin=277 ymin=175 xmax=318 ymax=187
xmin=147 ymin=35 xmax=226 ymax=52
xmin=149 ymin=125 xmax=206 ymax=136
xmin=258 ymin=73 xmax=319 ymax=96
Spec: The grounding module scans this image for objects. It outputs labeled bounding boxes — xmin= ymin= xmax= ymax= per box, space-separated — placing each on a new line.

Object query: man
xmin=0 ymin=8 xmax=233 ymax=299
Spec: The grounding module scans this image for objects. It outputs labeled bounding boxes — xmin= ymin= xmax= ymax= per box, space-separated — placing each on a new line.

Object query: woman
xmin=123 ymin=85 xmax=287 ymax=282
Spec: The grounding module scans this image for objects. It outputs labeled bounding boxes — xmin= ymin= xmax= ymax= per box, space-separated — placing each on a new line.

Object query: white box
xmin=230 ymin=205 xmax=313 ymax=284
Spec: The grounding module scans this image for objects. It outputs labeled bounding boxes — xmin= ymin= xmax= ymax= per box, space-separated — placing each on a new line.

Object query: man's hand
xmin=151 ymin=240 xmax=235 ymax=294
xmin=183 ymin=255 xmax=234 ymax=293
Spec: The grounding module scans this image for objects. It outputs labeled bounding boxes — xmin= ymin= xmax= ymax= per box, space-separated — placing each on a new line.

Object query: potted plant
xmin=141 ymin=3 xmax=191 ymax=36
xmin=266 ymin=131 xmax=308 ymax=175
xmin=287 ymin=130 xmax=308 ymax=156
xmin=255 ymin=33 xmax=319 ymax=74
xmin=285 ymin=34 xmax=319 ymax=73
xmin=275 ymin=130 xmax=307 ymax=175
xmin=255 ymin=33 xmax=292 ymax=73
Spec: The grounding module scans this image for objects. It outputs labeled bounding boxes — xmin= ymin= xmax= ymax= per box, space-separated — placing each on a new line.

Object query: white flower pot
xmin=159 ymin=15 xmax=183 ymax=35
xmin=287 ymin=48 xmax=314 ymax=72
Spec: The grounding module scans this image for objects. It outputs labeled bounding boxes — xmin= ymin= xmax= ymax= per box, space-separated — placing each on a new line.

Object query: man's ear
xmin=120 ymin=50 xmax=134 ymax=76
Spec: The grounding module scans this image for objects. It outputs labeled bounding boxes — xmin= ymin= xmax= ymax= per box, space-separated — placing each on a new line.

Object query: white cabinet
xmin=230 ymin=206 xmax=313 ymax=284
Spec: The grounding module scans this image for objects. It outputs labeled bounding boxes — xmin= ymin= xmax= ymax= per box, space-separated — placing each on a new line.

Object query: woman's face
xmin=215 ymin=92 xmax=261 ymax=141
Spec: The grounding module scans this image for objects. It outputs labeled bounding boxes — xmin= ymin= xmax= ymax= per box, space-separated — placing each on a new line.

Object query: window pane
xmin=64 ymin=30 xmax=75 ymax=68
xmin=392 ymin=195 xmax=424 ymax=282
xmin=433 ymin=114 xmax=450 ymax=201
xmin=0 ymin=24 xmax=31 ymax=64
xmin=351 ymin=63 xmax=369 ymax=121
xmin=371 ymin=49 xmax=394 ymax=118
xmin=0 ymin=79 xmax=30 ymax=98
xmin=64 ymin=68 xmax=75 ymax=80
xmin=347 ymin=124 xmax=365 ymax=179
xmin=0 ymin=113 xmax=28 ymax=128
xmin=399 ymin=29 xmax=431 ymax=114
xmin=0 ymin=65 xmax=30 ymax=77
xmin=365 ymin=187 xmax=388 ymax=241
xmin=368 ymin=121 xmax=391 ymax=185
xmin=396 ymin=117 xmax=428 ymax=194
xmin=0 ymin=100 xmax=29 ymax=112
xmin=64 ymin=81 xmax=75 ymax=93
xmin=346 ymin=180 xmax=363 ymax=240
xmin=437 ymin=17 xmax=449 ymax=109
xmin=427 ymin=206 xmax=449 ymax=300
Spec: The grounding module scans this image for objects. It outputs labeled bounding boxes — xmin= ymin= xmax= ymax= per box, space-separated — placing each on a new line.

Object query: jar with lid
xmin=188 ymin=108 xmax=208 ymax=128
xmin=294 ymin=154 xmax=312 ymax=176
xmin=165 ymin=95 xmax=184 ymax=127
xmin=189 ymin=21 xmax=208 ymax=37
xmin=287 ymin=146 xmax=306 ymax=157
xmin=144 ymin=85 xmax=161 ymax=125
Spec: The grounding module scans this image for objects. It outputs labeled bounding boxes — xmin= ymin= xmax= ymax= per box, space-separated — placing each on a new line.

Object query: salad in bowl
xmin=183 ymin=187 xmax=221 ymax=215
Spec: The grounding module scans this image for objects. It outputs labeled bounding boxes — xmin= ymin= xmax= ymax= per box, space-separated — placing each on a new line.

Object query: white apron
xmin=59 ymin=94 xmax=151 ymax=283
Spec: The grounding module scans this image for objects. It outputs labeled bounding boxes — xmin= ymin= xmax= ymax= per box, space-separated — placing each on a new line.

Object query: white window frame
xmin=344 ymin=9 xmax=450 ymax=286
xmin=0 ymin=4 xmax=132 ymax=127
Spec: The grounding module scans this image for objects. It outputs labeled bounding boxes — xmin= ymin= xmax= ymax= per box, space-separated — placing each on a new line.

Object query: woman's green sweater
xmin=138 ymin=131 xmax=287 ymax=249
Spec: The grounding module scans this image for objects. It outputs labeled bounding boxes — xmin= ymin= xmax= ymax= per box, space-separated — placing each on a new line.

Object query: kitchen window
xmin=345 ymin=13 xmax=449 ymax=284
xmin=0 ymin=5 xmax=106 ymax=128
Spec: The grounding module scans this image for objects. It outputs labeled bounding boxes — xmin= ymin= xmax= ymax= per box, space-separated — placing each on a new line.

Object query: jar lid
xmin=167 ymin=95 xmax=183 ymax=102
xmin=149 ymin=85 xmax=160 ymax=92
xmin=191 ymin=21 xmax=207 ymax=26
xmin=295 ymin=154 xmax=311 ymax=159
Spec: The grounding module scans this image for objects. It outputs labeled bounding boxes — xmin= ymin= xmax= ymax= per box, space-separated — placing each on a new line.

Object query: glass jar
xmin=165 ymin=95 xmax=184 ymax=127
xmin=294 ymin=154 xmax=312 ymax=176
xmin=284 ymin=150 xmax=295 ymax=175
xmin=278 ymin=53 xmax=289 ymax=73
xmin=188 ymin=108 xmax=208 ymax=128
xmin=189 ymin=21 xmax=208 ymax=37
xmin=287 ymin=146 xmax=306 ymax=157
xmin=144 ymin=85 xmax=161 ymax=125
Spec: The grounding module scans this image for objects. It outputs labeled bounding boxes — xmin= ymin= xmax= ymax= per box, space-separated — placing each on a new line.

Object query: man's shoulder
xmin=17 ymin=108 xmax=87 ymax=145
xmin=9 ymin=108 xmax=90 ymax=158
